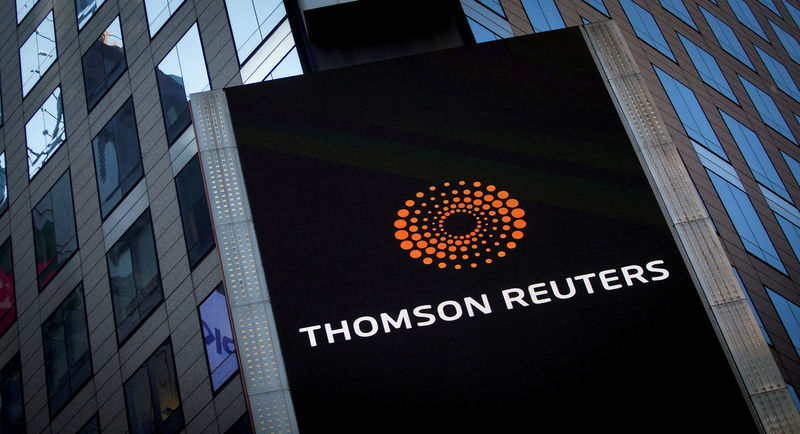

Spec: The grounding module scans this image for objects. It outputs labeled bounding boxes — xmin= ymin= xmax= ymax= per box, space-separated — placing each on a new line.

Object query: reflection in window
xmin=42 ymin=284 xmax=91 ymax=416
xmin=176 ymin=156 xmax=214 ymax=268
xmin=707 ymin=169 xmax=786 ymax=273
xmin=107 ymin=210 xmax=162 ymax=343
xmin=33 ymin=171 xmax=78 ymax=291
xmin=728 ymin=0 xmax=767 ymax=38
xmin=755 ymin=46 xmax=800 ymax=103
xmin=156 ymin=23 xmax=210 ymax=145
xmin=468 ymin=17 xmax=503 ymax=42
xmin=620 ymin=0 xmax=675 ymax=60
xmin=700 ymin=6 xmax=754 ymax=69
xmin=93 ymin=98 xmax=143 ymax=218
xmin=144 ymin=0 xmax=185 ymax=37
xmin=0 ymin=153 xmax=7 ymax=216
xmin=584 ymin=0 xmax=610 ymax=17
xmin=16 ymin=0 xmax=39 ymax=23
xmin=770 ymin=20 xmax=800 ymax=63
xmin=739 ymin=75 xmax=797 ymax=144
xmin=200 ymin=284 xmax=238 ymax=391
xmin=733 ymin=268 xmax=772 ymax=344
xmin=26 ymin=86 xmax=66 ymax=179
xmin=678 ymin=34 xmax=738 ymax=103
xmin=76 ymin=0 xmax=106 ymax=30
xmin=265 ymin=48 xmax=302 ymax=81
xmin=0 ymin=355 xmax=24 ymax=433
xmin=767 ymin=287 xmax=800 ymax=355
xmin=83 ymin=16 xmax=126 ymax=110
xmin=225 ymin=0 xmax=287 ymax=64
xmin=521 ymin=0 xmax=566 ymax=32
xmin=124 ymin=340 xmax=183 ymax=434
xmin=20 ymin=11 xmax=57 ymax=97
xmin=0 ymin=239 xmax=14 ymax=339
xmin=659 ymin=0 xmax=697 ymax=29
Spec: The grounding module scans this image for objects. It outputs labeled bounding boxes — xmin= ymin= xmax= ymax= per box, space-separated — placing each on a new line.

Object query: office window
xmin=620 ymin=0 xmax=676 ymax=60
xmin=0 ymin=239 xmax=14 ymax=339
xmin=783 ymin=151 xmax=800 ymax=186
xmin=26 ymin=86 xmax=66 ymax=179
xmin=653 ymin=66 xmax=727 ymax=159
xmin=755 ymin=46 xmax=800 ymax=103
xmin=0 ymin=355 xmax=24 ymax=433
xmin=124 ymin=339 xmax=183 ymax=434
xmin=660 ymin=0 xmax=698 ymax=29
xmin=700 ymin=6 xmax=755 ymax=69
xmin=225 ymin=413 xmax=253 ymax=434
xmin=720 ymin=109 xmax=790 ymax=200
xmin=42 ymin=284 xmax=91 ymax=416
xmin=16 ymin=0 xmax=39 ymax=23
xmin=107 ymin=210 xmax=162 ymax=343
xmin=93 ymin=98 xmax=143 ymax=218
xmin=678 ymin=34 xmax=738 ymax=102
xmin=82 ymin=16 xmax=126 ymax=111
xmin=789 ymin=385 xmax=800 ymax=414
xmin=144 ymin=0 xmax=185 ymax=37
xmin=785 ymin=0 xmax=800 ymax=26
xmin=76 ymin=0 xmax=106 ymax=30
xmin=739 ymin=75 xmax=797 ymax=144
xmin=156 ymin=23 xmax=210 ymax=145
xmin=0 ymin=153 xmax=7 ymax=216
xmin=78 ymin=415 xmax=100 ymax=434
xmin=521 ymin=0 xmax=566 ymax=32
xmin=468 ymin=17 xmax=503 ymax=42
xmin=733 ymin=268 xmax=772 ymax=345
xmin=760 ymin=0 xmax=781 ymax=15
xmin=33 ymin=171 xmax=78 ymax=291
xmin=225 ymin=0 xmax=287 ymax=63
xmin=20 ymin=11 xmax=57 ymax=97
xmin=584 ymin=0 xmax=610 ymax=17
xmin=199 ymin=284 xmax=238 ymax=392
xmin=728 ymin=0 xmax=768 ymax=38
xmin=770 ymin=20 xmax=800 ymax=63
xmin=0 ymin=75 xmax=3 ymax=128
xmin=175 ymin=156 xmax=214 ymax=267
xmin=776 ymin=213 xmax=800 ymax=259
xmin=707 ymin=169 xmax=786 ymax=273
xmin=767 ymin=287 xmax=800 ymax=355
xmin=265 ymin=47 xmax=302 ymax=81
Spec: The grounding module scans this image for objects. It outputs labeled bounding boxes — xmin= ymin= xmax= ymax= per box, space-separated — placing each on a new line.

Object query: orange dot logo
xmin=395 ymin=181 xmax=525 ymax=270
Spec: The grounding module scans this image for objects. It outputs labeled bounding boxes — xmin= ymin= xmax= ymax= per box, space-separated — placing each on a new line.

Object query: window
xmin=78 ymin=415 xmax=100 ymax=434
xmin=728 ymin=0 xmax=768 ymax=38
xmin=660 ymin=0 xmax=697 ymax=29
xmin=478 ymin=0 xmax=506 ymax=16
xmin=16 ymin=0 xmax=39 ymax=23
xmin=783 ymin=151 xmax=800 ymax=186
xmin=26 ymin=86 xmax=66 ymax=179
xmin=700 ymin=6 xmax=755 ymax=69
xmin=733 ymin=268 xmax=772 ymax=344
xmin=265 ymin=47 xmax=302 ymax=81
xmin=775 ymin=213 xmax=800 ymax=260
xmin=739 ymin=75 xmax=797 ymax=144
xmin=124 ymin=339 xmax=183 ymax=434
xmin=0 ymin=239 xmax=14 ymax=339
xmin=76 ymin=0 xmax=106 ymax=30
xmin=225 ymin=0 xmax=287 ymax=64
xmin=199 ymin=284 xmax=238 ymax=392
xmin=33 ymin=171 xmax=78 ymax=290
xmin=653 ymin=65 xmax=727 ymax=159
xmin=175 ymin=155 xmax=214 ymax=267
xmin=785 ymin=0 xmax=800 ymax=26
xmin=20 ymin=11 xmax=57 ymax=97
xmin=789 ymin=384 xmax=800 ymax=414
xmin=0 ymin=153 xmax=8 ymax=216
xmin=755 ymin=46 xmax=800 ymax=102
xmin=767 ymin=287 xmax=800 ymax=355
xmin=707 ymin=169 xmax=786 ymax=273
xmin=521 ymin=0 xmax=566 ymax=32
xmin=760 ymin=0 xmax=781 ymax=15
xmin=620 ymin=0 xmax=676 ymax=60
xmin=107 ymin=210 xmax=162 ymax=343
xmin=584 ymin=0 xmax=610 ymax=17
xmin=82 ymin=16 xmax=126 ymax=111
xmin=1 ymin=75 xmax=3 ymax=128
xmin=225 ymin=413 xmax=253 ymax=434
xmin=0 ymin=355 xmax=24 ymax=433
xmin=770 ymin=20 xmax=800 ymax=63
xmin=144 ymin=0 xmax=185 ymax=37
xmin=42 ymin=284 xmax=92 ymax=416
xmin=678 ymin=34 xmax=738 ymax=102
xmin=156 ymin=23 xmax=210 ymax=145
xmin=468 ymin=17 xmax=503 ymax=42
xmin=93 ymin=98 xmax=143 ymax=218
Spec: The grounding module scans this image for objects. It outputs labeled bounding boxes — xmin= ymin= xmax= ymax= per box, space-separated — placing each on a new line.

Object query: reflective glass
xmin=770 ymin=20 xmax=800 ymax=63
xmin=0 ymin=75 xmax=3 ymax=128
xmin=33 ymin=171 xmax=78 ymax=291
xmin=76 ymin=0 xmax=106 ymax=30
xmin=728 ymin=0 xmax=767 ymax=38
xmin=77 ymin=415 xmax=100 ymax=434
xmin=265 ymin=47 xmax=302 ymax=81
xmin=659 ymin=0 xmax=697 ymax=29
xmin=783 ymin=151 xmax=800 ymax=185
xmin=755 ymin=46 xmax=800 ymax=102
xmin=739 ymin=75 xmax=797 ymax=143
xmin=0 ymin=154 xmax=8 ymax=216
xmin=759 ymin=0 xmax=781 ymax=15
xmin=26 ymin=86 xmax=66 ymax=179
xmin=584 ymin=0 xmax=610 ymax=17
xmin=20 ymin=11 xmax=57 ymax=97
xmin=767 ymin=287 xmax=800 ymax=355
xmin=707 ymin=169 xmax=786 ymax=273
xmin=175 ymin=155 xmax=214 ymax=267
xmin=199 ymin=284 xmax=238 ymax=391
xmin=776 ymin=213 xmax=800 ymax=260
xmin=144 ymin=0 xmax=185 ymax=37
xmin=785 ymin=0 xmax=800 ymax=26
xmin=733 ymin=267 xmax=772 ymax=344
xmin=156 ymin=23 xmax=210 ymax=145
xmin=700 ymin=6 xmax=755 ymax=69
xmin=225 ymin=0 xmax=286 ymax=63
xmin=678 ymin=34 xmax=738 ymax=102
xmin=107 ymin=210 xmax=162 ymax=343
xmin=521 ymin=0 xmax=566 ymax=33
xmin=468 ymin=17 xmax=502 ymax=42
xmin=42 ymin=284 xmax=91 ymax=416
xmin=479 ymin=0 xmax=506 ymax=16
xmin=0 ymin=239 xmax=15 ymax=339
xmin=0 ymin=356 xmax=24 ymax=434
xmin=789 ymin=384 xmax=800 ymax=414
xmin=653 ymin=65 xmax=727 ymax=159
xmin=620 ymin=0 xmax=675 ymax=60
xmin=16 ymin=0 xmax=39 ymax=23
xmin=93 ymin=98 xmax=143 ymax=218
xmin=83 ymin=16 xmax=126 ymax=110
xmin=124 ymin=340 xmax=183 ymax=434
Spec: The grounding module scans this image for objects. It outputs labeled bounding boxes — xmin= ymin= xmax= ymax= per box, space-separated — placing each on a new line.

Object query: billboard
xmin=222 ymin=28 xmax=755 ymax=432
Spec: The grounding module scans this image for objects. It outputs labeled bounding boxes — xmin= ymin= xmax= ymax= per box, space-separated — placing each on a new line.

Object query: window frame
xmin=81 ymin=15 xmax=127 ymax=112
xmin=123 ymin=338 xmax=184 ymax=434
xmin=32 ymin=170 xmax=79 ymax=291
xmin=198 ymin=283 xmax=239 ymax=394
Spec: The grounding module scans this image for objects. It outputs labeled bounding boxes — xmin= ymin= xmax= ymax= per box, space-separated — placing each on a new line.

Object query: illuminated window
xmin=175 ymin=155 xmax=214 ymax=267
xmin=0 ymin=355 xmax=24 ymax=433
xmin=199 ymin=284 xmax=238 ymax=392
xmin=468 ymin=17 xmax=503 ymax=42
xmin=144 ymin=0 xmax=185 ymax=37
xmin=659 ymin=0 xmax=697 ymax=30
xmin=26 ymin=86 xmax=66 ymax=179
xmin=124 ymin=339 xmax=183 ymax=434
xmin=33 ymin=171 xmax=78 ymax=291
xmin=521 ymin=0 xmax=566 ymax=32
xmin=767 ymin=287 xmax=800 ymax=355
xmin=82 ymin=16 xmax=126 ymax=110
xmin=16 ymin=0 xmax=39 ymax=23
xmin=728 ymin=0 xmax=767 ymax=38
xmin=733 ymin=268 xmax=772 ymax=345
xmin=700 ymin=6 xmax=754 ymax=69
xmin=225 ymin=0 xmax=287 ymax=64
xmin=620 ymin=0 xmax=675 ymax=60
xmin=20 ymin=11 xmax=57 ymax=97
xmin=678 ymin=34 xmax=738 ymax=103
xmin=0 ymin=239 xmax=15 ymax=339
xmin=584 ymin=0 xmax=610 ymax=17
xmin=770 ymin=20 xmax=800 ymax=63
xmin=76 ymin=0 xmax=106 ymax=30
xmin=739 ymin=75 xmax=797 ymax=144
xmin=755 ymin=46 xmax=800 ymax=102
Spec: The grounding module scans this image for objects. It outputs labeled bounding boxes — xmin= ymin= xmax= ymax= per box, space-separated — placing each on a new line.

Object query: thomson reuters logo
xmin=394 ymin=181 xmax=526 ymax=269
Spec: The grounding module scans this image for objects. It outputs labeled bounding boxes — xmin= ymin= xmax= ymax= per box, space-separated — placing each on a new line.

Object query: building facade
xmin=1 ymin=0 xmax=800 ymax=432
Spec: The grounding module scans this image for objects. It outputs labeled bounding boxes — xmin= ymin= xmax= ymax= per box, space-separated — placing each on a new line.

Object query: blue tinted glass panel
xmin=584 ymin=0 xmax=610 ymax=17
xmin=770 ymin=20 xmax=800 ymax=63
xmin=20 ymin=11 xmax=57 ymax=97
xmin=728 ymin=0 xmax=768 ymax=38
xmin=620 ymin=0 xmax=676 ymax=60
xmin=33 ymin=171 xmax=78 ymax=290
xmin=700 ymin=6 xmax=755 ymax=68
xmin=199 ymin=284 xmax=238 ymax=391
xmin=755 ymin=46 xmax=800 ymax=102
xmin=265 ymin=47 xmax=302 ymax=81
xmin=653 ymin=66 xmax=727 ymax=159
xmin=660 ymin=0 xmax=698 ymax=29
xmin=720 ymin=109 xmax=790 ymax=200
xmin=581 ymin=16 xmax=591 ymax=24
xmin=707 ymin=169 xmax=787 ymax=273
xmin=767 ymin=287 xmax=800 ymax=355
xmin=776 ymin=213 xmax=800 ymax=260
xmin=144 ymin=0 xmax=185 ymax=37
xmin=783 ymin=151 xmax=800 ymax=185
xmin=16 ymin=0 xmax=39 ymax=23
xmin=785 ymin=0 xmax=800 ymax=25
xmin=678 ymin=34 xmax=738 ymax=102
xmin=225 ymin=0 xmax=286 ymax=64
xmin=733 ymin=268 xmax=772 ymax=344
xmin=468 ymin=17 xmax=502 ymax=42
xmin=76 ymin=0 xmax=106 ymax=29
xmin=739 ymin=75 xmax=797 ymax=143
xmin=759 ymin=0 xmax=781 ymax=14
xmin=521 ymin=0 xmax=566 ymax=32
xmin=789 ymin=385 xmax=800 ymax=414
xmin=479 ymin=0 xmax=506 ymax=16
xmin=26 ymin=86 xmax=66 ymax=179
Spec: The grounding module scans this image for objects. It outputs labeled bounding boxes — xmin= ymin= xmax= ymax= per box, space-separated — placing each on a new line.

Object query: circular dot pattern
xmin=395 ymin=181 xmax=525 ymax=269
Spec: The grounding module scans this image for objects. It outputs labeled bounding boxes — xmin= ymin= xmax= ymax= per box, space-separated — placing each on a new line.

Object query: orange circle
xmin=409 ymin=225 xmax=418 ymax=232
xmin=416 ymin=192 xmax=424 ymax=198
xmin=423 ymin=257 xmax=433 ymax=265
xmin=506 ymin=198 xmax=519 ymax=208
xmin=395 ymin=230 xmax=409 ymax=240
xmin=507 ymin=241 xmax=517 ymax=249
xmin=436 ymin=251 xmax=446 ymax=259
xmin=511 ymin=208 xmax=525 ymax=218
xmin=497 ymin=251 xmax=506 ymax=257
xmin=398 ymin=209 xmax=409 ymax=218
xmin=405 ymin=200 xmax=415 ymax=207
xmin=502 ymin=216 xmax=511 ymax=223
xmin=498 ymin=207 xmax=508 ymax=215
xmin=492 ymin=200 xmax=503 ymax=208
xmin=417 ymin=240 xmax=428 ymax=249
xmin=394 ymin=219 xmax=407 ymax=229
xmin=438 ymin=262 xmax=446 ymax=268
xmin=497 ymin=191 xmax=509 ymax=199
xmin=512 ymin=231 xmax=524 ymax=239
xmin=400 ymin=240 xmax=413 ymax=250
xmin=455 ymin=264 xmax=462 ymax=270
xmin=410 ymin=250 xmax=422 ymax=258
xmin=425 ymin=246 xmax=436 ymax=255
xmin=514 ymin=220 xmax=526 ymax=229
xmin=411 ymin=233 xmax=422 ymax=241
xmin=486 ymin=185 xmax=496 ymax=192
